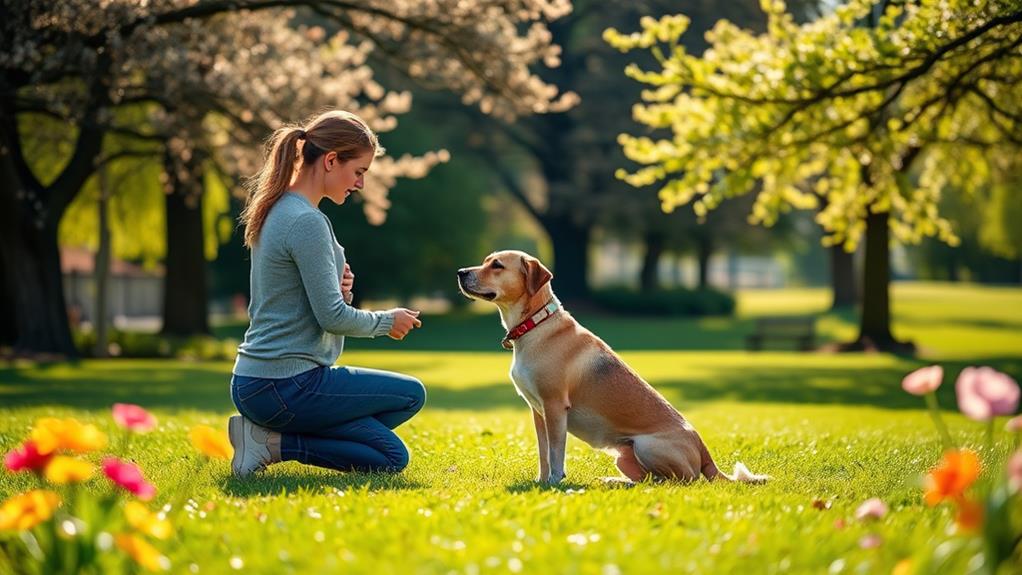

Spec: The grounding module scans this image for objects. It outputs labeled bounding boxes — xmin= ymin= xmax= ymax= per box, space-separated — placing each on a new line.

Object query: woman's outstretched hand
xmin=387 ymin=308 xmax=422 ymax=340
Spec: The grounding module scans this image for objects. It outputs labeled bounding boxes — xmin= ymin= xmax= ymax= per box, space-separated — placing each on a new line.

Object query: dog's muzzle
xmin=456 ymin=269 xmax=495 ymax=301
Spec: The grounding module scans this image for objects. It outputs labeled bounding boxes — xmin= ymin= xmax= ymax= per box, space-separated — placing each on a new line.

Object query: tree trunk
xmin=946 ymin=252 xmax=959 ymax=282
xmin=0 ymin=54 xmax=110 ymax=357
xmin=829 ymin=244 xmax=858 ymax=310
xmin=94 ymin=167 xmax=111 ymax=357
xmin=696 ymin=234 xmax=713 ymax=289
xmin=847 ymin=210 xmax=914 ymax=353
xmin=640 ymin=231 xmax=665 ymax=293
xmin=546 ymin=218 xmax=591 ymax=303
xmin=161 ymin=151 xmax=210 ymax=336
xmin=0 ymin=136 xmax=77 ymax=357
xmin=0 ymin=217 xmax=77 ymax=357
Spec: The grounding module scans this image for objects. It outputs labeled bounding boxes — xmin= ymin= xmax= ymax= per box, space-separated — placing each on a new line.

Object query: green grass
xmin=3 ymin=282 xmax=1022 ymax=573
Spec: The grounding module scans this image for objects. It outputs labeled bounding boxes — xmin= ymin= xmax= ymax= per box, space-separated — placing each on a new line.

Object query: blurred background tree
xmin=607 ymin=0 xmax=1022 ymax=351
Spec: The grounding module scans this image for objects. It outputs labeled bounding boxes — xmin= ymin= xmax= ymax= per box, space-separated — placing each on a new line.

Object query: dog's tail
xmin=698 ymin=437 xmax=769 ymax=484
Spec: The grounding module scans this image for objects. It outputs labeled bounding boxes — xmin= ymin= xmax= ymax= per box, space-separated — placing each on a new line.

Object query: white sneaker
xmin=228 ymin=415 xmax=273 ymax=477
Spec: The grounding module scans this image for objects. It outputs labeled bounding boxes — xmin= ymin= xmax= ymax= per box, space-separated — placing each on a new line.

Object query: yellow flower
xmin=124 ymin=501 xmax=172 ymax=540
xmin=188 ymin=425 xmax=232 ymax=459
xmin=115 ymin=533 xmax=168 ymax=572
xmin=0 ymin=490 xmax=61 ymax=531
xmin=892 ymin=559 xmax=914 ymax=575
xmin=31 ymin=418 xmax=108 ymax=455
xmin=44 ymin=456 xmax=96 ymax=484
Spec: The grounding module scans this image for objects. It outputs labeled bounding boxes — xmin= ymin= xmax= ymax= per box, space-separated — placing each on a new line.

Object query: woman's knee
xmin=406 ymin=377 xmax=426 ymax=412
xmin=384 ymin=441 xmax=410 ymax=472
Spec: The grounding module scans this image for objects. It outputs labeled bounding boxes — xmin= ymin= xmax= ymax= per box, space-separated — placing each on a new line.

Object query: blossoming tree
xmin=0 ymin=0 xmax=576 ymax=355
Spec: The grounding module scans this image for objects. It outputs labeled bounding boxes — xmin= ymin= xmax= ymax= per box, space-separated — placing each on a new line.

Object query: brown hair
xmin=240 ymin=110 xmax=384 ymax=248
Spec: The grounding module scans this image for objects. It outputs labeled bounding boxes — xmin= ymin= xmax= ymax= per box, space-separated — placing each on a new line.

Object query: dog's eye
xmin=491 ymin=261 xmax=504 ymax=270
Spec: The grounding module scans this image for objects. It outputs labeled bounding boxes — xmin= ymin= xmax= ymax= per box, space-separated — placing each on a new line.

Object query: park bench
xmin=746 ymin=315 xmax=817 ymax=351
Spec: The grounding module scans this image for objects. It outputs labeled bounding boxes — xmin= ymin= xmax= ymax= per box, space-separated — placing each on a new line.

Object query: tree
xmin=465 ymin=0 xmax=824 ymax=302
xmin=0 ymin=0 xmax=575 ymax=355
xmin=607 ymin=0 xmax=1022 ymax=351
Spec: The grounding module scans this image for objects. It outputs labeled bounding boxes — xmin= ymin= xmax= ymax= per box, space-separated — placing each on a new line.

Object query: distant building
xmin=62 ymin=247 xmax=163 ymax=328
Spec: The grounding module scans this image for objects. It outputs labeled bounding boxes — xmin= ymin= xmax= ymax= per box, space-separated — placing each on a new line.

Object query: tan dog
xmin=457 ymin=250 xmax=767 ymax=485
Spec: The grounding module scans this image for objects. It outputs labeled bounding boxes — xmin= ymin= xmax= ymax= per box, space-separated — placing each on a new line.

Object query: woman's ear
xmin=324 ymin=151 xmax=337 ymax=172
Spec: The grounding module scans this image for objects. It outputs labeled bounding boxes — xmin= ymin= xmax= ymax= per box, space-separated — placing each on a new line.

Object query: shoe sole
xmin=228 ymin=415 xmax=247 ymax=477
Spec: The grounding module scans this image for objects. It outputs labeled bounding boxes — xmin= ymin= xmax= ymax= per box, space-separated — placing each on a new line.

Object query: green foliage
xmin=592 ymin=286 xmax=736 ymax=316
xmin=72 ymin=329 xmax=239 ymax=361
xmin=36 ymin=102 xmax=235 ymax=266
xmin=605 ymin=0 xmax=1022 ymax=251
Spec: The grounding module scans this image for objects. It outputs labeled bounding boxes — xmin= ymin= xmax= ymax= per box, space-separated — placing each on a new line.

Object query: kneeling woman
xmin=229 ymin=110 xmax=424 ymax=477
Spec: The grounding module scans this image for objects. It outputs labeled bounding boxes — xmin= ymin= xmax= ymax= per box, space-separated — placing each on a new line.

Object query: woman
xmin=228 ymin=110 xmax=425 ymax=478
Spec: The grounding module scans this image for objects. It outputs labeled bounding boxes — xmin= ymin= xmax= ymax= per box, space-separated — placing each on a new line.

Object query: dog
xmin=457 ymin=250 xmax=767 ymax=485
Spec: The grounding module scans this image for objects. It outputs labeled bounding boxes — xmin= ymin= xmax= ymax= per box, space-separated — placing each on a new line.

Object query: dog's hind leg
xmin=613 ymin=444 xmax=647 ymax=482
xmin=631 ymin=435 xmax=701 ymax=482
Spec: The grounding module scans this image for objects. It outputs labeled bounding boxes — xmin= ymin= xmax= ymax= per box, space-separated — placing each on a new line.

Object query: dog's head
xmin=457 ymin=250 xmax=552 ymax=305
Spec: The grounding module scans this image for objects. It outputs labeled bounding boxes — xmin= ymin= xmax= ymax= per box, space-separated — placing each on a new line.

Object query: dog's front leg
xmin=531 ymin=409 xmax=550 ymax=482
xmin=542 ymin=399 xmax=569 ymax=483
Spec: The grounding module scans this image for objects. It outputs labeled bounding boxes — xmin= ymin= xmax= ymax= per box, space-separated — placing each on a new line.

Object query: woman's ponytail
xmin=240 ymin=127 xmax=305 ymax=248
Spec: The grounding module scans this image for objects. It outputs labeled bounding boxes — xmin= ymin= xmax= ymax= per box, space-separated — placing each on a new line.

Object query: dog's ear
xmin=522 ymin=256 xmax=552 ymax=295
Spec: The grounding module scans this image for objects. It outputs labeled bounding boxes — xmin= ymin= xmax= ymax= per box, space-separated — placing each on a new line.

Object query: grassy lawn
xmin=2 ymin=283 xmax=1021 ymax=573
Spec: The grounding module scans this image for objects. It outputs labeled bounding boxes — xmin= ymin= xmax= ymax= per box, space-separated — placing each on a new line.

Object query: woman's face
xmin=323 ymin=149 xmax=374 ymax=205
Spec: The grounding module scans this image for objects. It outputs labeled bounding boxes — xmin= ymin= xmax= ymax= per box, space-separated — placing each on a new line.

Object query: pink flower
xmin=955 ymin=367 xmax=1020 ymax=421
xmin=4 ymin=441 xmax=53 ymax=473
xmin=102 ymin=457 xmax=156 ymax=501
xmin=901 ymin=365 xmax=943 ymax=395
xmin=1006 ymin=416 xmax=1022 ymax=433
xmin=858 ymin=534 xmax=883 ymax=549
xmin=854 ymin=498 xmax=888 ymax=521
xmin=1008 ymin=451 xmax=1022 ymax=494
xmin=112 ymin=404 xmax=157 ymax=433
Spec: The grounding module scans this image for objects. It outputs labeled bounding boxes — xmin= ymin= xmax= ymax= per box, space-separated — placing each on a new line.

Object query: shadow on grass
xmin=505 ymin=479 xmax=591 ymax=494
xmin=1 ymin=357 xmax=1019 ymax=413
xmin=221 ymin=469 xmax=426 ymax=497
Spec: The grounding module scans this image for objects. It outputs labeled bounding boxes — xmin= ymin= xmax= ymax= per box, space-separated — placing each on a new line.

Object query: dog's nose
xmin=457 ymin=268 xmax=470 ymax=278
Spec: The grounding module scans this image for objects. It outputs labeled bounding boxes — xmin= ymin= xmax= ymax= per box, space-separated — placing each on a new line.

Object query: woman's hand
xmin=341 ymin=263 xmax=354 ymax=304
xmin=387 ymin=308 xmax=422 ymax=340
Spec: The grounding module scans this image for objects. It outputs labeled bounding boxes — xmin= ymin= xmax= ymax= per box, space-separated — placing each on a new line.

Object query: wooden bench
xmin=746 ymin=316 xmax=816 ymax=351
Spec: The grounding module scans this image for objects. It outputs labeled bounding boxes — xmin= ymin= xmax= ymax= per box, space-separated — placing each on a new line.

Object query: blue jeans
xmin=230 ymin=366 xmax=426 ymax=473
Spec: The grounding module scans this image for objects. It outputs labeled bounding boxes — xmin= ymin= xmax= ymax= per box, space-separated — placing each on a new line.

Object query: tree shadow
xmin=2 ymin=356 xmax=1018 ymax=414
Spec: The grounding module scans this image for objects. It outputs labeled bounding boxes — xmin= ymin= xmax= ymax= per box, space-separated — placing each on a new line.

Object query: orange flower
xmin=0 ymin=490 xmax=61 ymax=531
xmin=924 ymin=449 xmax=980 ymax=506
xmin=44 ymin=456 xmax=96 ymax=485
xmin=31 ymin=418 xmax=108 ymax=455
xmin=188 ymin=425 xmax=232 ymax=459
xmin=954 ymin=497 xmax=984 ymax=533
xmin=124 ymin=501 xmax=172 ymax=540
xmin=115 ymin=533 xmax=168 ymax=571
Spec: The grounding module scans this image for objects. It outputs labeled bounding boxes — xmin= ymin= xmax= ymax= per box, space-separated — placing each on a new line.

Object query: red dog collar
xmin=501 ymin=299 xmax=560 ymax=350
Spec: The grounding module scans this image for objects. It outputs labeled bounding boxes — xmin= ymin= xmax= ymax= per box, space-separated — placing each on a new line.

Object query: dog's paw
xmin=545 ymin=472 xmax=566 ymax=485
xmin=599 ymin=476 xmax=636 ymax=487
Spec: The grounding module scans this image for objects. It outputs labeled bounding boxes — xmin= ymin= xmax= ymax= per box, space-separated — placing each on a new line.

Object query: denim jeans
xmin=230 ymin=366 xmax=426 ymax=473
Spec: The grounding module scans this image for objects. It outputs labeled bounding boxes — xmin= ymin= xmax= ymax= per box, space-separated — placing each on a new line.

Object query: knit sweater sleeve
xmin=284 ymin=212 xmax=394 ymax=337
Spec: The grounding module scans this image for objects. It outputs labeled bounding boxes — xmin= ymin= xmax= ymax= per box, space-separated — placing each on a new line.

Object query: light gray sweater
xmin=233 ymin=192 xmax=394 ymax=378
